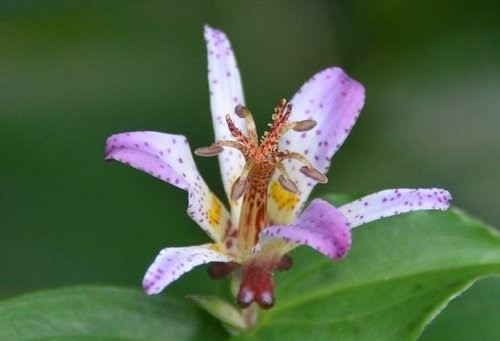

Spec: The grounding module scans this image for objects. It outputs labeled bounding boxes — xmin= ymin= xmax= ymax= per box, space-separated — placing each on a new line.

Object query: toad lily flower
xmin=105 ymin=26 xmax=451 ymax=309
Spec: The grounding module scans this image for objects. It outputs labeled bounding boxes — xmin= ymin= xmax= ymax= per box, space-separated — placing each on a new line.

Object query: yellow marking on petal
xmin=270 ymin=180 xmax=299 ymax=211
xmin=208 ymin=194 xmax=221 ymax=227
xmin=259 ymin=238 xmax=293 ymax=260
xmin=210 ymin=243 xmax=222 ymax=252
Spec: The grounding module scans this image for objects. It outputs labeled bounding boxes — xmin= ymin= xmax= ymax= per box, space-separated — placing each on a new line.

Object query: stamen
xmin=232 ymin=176 xmax=248 ymax=201
xmin=195 ymin=99 xmax=329 ymax=259
xmin=196 ymin=141 xmax=245 ymax=158
xmin=194 ymin=145 xmax=224 ymax=157
xmin=276 ymin=163 xmax=299 ymax=193
xmin=300 ymin=166 xmax=328 ymax=183
xmin=216 ymin=140 xmax=246 ymax=153
xmin=278 ymin=174 xmax=298 ymax=194
xmin=234 ymin=104 xmax=247 ymax=118
xmin=290 ymin=119 xmax=317 ymax=132
xmin=235 ymin=105 xmax=258 ymax=144
xmin=278 ymin=151 xmax=328 ymax=184
xmin=231 ymin=164 xmax=251 ymax=200
xmin=276 ymin=162 xmax=299 ymax=193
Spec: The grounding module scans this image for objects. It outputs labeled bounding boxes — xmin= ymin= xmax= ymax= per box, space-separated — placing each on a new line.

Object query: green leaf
xmin=0 ymin=286 xmax=228 ymax=340
xmin=237 ymin=200 xmax=500 ymax=340
xmin=2 ymin=203 xmax=498 ymax=341
xmin=421 ymin=276 xmax=500 ymax=340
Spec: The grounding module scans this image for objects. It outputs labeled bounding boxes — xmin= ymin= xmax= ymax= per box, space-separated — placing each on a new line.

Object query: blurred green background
xmin=1 ymin=0 xmax=498 ymax=316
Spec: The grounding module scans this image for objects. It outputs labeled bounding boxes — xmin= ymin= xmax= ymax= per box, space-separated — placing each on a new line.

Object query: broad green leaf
xmin=0 ymin=286 xmax=227 ymax=340
xmin=1 ymin=205 xmax=498 ymax=340
xmin=421 ymin=276 xmax=500 ymax=340
xmin=237 ymin=203 xmax=500 ymax=340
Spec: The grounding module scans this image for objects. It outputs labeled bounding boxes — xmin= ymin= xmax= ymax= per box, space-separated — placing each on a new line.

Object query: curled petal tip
xmin=203 ymin=24 xmax=218 ymax=35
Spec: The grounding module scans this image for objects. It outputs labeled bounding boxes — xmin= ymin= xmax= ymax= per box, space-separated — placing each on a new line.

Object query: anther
xmin=278 ymin=174 xmax=299 ymax=193
xmin=235 ymin=104 xmax=249 ymax=118
xmin=300 ymin=166 xmax=328 ymax=183
xmin=292 ymin=119 xmax=317 ymax=132
xmin=234 ymin=104 xmax=258 ymax=144
xmin=231 ymin=163 xmax=251 ymax=200
xmin=231 ymin=175 xmax=248 ymax=200
xmin=275 ymin=163 xmax=298 ymax=193
xmin=194 ymin=145 xmax=223 ymax=157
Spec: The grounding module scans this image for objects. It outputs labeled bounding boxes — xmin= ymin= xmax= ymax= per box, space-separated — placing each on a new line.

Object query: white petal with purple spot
xmin=279 ymin=67 xmax=365 ymax=219
xmin=261 ymin=199 xmax=351 ymax=260
xmin=340 ymin=188 xmax=452 ymax=229
xmin=105 ymin=131 xmax=234 ymax=247
xmin=204 ymin=25 xmax=246 ymax=219
xmin=143 ymin=244 xmax=234 ymax=294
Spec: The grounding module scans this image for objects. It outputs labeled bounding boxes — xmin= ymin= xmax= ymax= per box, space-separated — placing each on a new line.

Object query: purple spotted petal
xmin=205 ymin=25 xmax=246 ymax=216
xmin=278 ymin=68 xmax=365 ymax=220
xmin=339 ymin=188 xmax=452 ymax=229
xmin=105 ymin=131 xmax=235 ymax=247
xmin=143 ymin=244 xmax=234 ymax=294
xmin=262 ymin=199 xmax=351 ymax=260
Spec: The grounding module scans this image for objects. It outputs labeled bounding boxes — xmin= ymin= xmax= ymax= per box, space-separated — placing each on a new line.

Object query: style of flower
xmin=105 ymin=26 xmax=451 ymax=310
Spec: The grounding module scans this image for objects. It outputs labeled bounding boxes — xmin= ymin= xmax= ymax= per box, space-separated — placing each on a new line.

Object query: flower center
xmin=196 ymin=99 xmax=327 ymax=255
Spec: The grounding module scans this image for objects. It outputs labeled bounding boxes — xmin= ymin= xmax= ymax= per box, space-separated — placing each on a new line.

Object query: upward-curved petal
xmin=272 ymin=68 xmax=365 ymax=223
xmin=105 ymin=131 xmax=238 ymax=254
xmin=204 ymin=25 xmax=246 ymax=219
